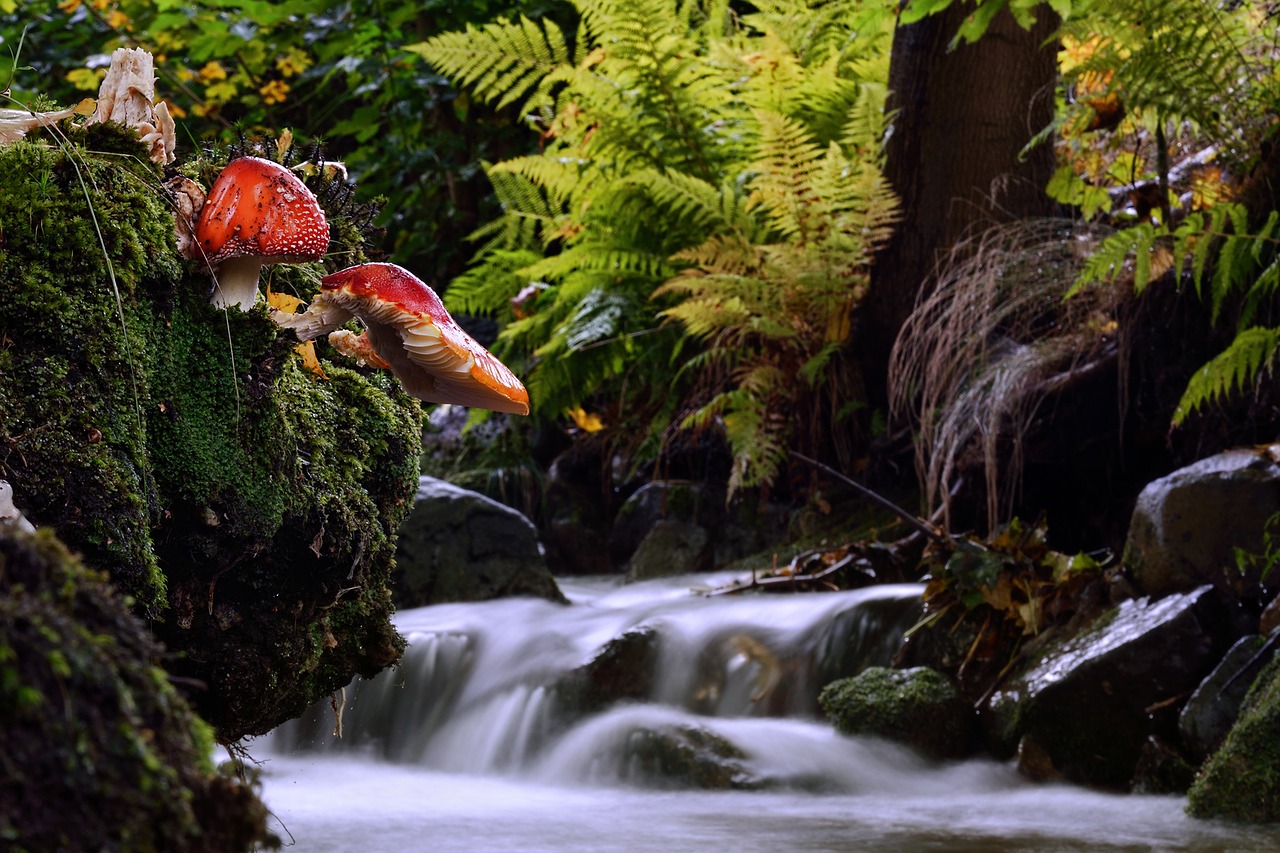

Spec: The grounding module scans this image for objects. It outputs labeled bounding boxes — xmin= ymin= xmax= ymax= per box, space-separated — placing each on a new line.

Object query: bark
xmin=862 ymin=5 xmax=1061 ymax=407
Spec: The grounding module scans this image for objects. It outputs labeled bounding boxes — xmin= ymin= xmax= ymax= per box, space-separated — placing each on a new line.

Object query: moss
xmin=820 ymin=666 xmax=973 ymax=759
xmin=3 ymin=134 xmax=423 ymax=743
xmin=1186 ymin=655 xmax=1280 ymax=822
xmin=0 ymin=528 xmax=276 ymax=852
xmin=146 ymin=289 xmax=421 ymax=738
xmin=0 ymin=138 xmax=175 ymax=613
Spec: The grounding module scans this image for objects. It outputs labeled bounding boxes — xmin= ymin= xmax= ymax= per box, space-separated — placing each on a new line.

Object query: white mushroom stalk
xmin=0 ymin=480 xmax=36 ymax=534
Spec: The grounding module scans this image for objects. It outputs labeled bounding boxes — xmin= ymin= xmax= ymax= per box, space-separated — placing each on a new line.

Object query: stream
xmin=257 ymin=574 xmax=1280 ymax=851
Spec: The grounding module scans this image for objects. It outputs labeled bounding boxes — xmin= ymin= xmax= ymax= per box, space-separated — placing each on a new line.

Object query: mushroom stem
xmin=270 ymin=292 xmax=354 ymax=340
xmin=209 ymin=256 xmax=267 ymax=310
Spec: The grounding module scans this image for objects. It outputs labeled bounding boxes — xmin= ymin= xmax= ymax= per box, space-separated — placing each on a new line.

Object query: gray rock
xmin=1187 ymin=655 xmax=1280 ymax=822
xmin=394 ymin=476 xmax=566 ymax=607
xmin=552 ymin=626 xmax=660 ymax=719
xmin=1125 ymin=446 xmax=1280 ymax=601
xmin=1179 ymin=633 xmax=1275 ymax=761
xmin=610 ymin=482 xmax=708 ymax=565
xmin=625 ymin=518 xmax=711 ymax=581
xmin=981 ymin=585 xmax=1230 ymax=789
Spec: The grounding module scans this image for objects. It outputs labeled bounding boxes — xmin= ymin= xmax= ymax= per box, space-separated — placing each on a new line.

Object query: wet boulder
xmin=552 ymin=626 xmax=661 ymax=718
xmin=611 ymin=483 xmax=710 ymax=566
xmin=1187 ymin=655 xmax=1280 ymax=822
xmin=981 ymin=586 xmax=1231 ymax=789
xmin=1178 ymin=634 xmax=1277 ymax=762
xmin=394 ymin=476 xmax=566 ymax=606
xmin=819 ymin=666 xmax=973 ymax=760
xmin=1125 ymin=446 xmax=1280 ymax=603
xmin=611 ymin=480 xmax=789 ymax=580
xmin=625 ymin=518 xmax=712 ymax=581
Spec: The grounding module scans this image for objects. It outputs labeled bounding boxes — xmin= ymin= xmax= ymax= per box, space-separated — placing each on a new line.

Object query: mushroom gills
xmin=367 ymin=322 xmax=528 ymax=414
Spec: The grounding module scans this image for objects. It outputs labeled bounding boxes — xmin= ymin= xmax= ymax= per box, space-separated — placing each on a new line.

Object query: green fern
xmin=422 ymin=0 xmax=898 ymax=490
xmin=1174 ymin=327 xmax=1280 ymax=425
xmin=405 ymin=16 xmax=570 ymax=114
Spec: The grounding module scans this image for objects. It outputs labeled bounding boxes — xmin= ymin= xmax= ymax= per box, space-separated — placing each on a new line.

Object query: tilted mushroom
xmin=193 ymin=156 xmax=330 ymax=311
xmin=273 ymin=263 xmax=530 ymax=415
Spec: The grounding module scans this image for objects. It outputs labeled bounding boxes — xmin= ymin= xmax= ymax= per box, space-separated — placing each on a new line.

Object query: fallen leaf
xmin=296 ymin=340 xmax=328 ymax=379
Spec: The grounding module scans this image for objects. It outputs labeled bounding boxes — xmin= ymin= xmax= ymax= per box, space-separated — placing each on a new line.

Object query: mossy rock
xmin=0 ymin=131 xmax=423 ymax=739
xmin=1187 ymin=655 xmax=1280 ymax=822
xmin=819 ymin=666 xmax=973 ymax=759
xmin=0 ymin=527 xmax=276 ymax=852
xmin=0 ymin=131 xmax=180 ymax=613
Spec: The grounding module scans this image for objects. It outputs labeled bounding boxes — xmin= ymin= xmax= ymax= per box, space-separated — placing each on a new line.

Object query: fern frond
xmin=443 ymin=248 xmax=544 ymax=317
xmin=1173 ymin=327 xmax=1280 ymax=425
xmin=622 ymin=170 xmax=760 ymax=239
xmin=407 ymin=16 xmax=570 ymax=113
xmin=489 ymin=154 xmax=597 ymax=209
xmin=665 ymin=234 xmax=762 ymax=278
xmin=518 ymin=244 xmax=676 ymax=283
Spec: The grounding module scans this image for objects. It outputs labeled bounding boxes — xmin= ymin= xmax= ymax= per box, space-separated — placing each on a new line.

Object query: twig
xmin=791 ymin=451 xmax=948 ymax=546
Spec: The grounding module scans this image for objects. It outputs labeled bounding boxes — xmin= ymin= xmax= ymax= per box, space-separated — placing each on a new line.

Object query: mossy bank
xmin=0 ymin=127 xmax=422 ymax=743
xmin=0 ymin=528 xmax=275 ymax=851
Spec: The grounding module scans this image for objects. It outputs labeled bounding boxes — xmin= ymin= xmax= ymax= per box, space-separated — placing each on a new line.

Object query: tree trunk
xmin=861 ymin=5 xmax=1060 ymax=407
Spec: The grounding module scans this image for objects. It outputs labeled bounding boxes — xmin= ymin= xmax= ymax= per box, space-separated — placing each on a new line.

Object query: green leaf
xmin=900 ymin=0 xmax=958 ymax=26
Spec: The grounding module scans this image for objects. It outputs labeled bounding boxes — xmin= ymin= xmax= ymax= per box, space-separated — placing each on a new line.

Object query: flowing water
xmin=258 ymin=574 xmax=1280 ymax=851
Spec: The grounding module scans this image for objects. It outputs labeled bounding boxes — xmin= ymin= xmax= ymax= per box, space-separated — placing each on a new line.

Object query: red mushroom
xmin=194 ymin=156 xmax=330 ymax=310
xmin=273 ymin=263 xmax=530 ymax=415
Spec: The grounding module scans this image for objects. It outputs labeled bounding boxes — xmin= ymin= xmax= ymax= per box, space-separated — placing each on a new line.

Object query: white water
xmin=256 ymin=574 xmax=1280 ymax=852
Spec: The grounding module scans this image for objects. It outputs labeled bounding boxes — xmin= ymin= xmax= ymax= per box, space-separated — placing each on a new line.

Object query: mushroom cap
xmin=195 ymin=156 xmax=330 ymax=266
xmin=320 ymin=263 xmax=530 ymax=415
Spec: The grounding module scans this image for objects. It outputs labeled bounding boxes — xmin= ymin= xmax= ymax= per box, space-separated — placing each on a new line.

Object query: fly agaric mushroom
xmin=273 ymin=263 xmax=530 ymax=415
xmin=194 ymin=156 xmax=330 ymax=310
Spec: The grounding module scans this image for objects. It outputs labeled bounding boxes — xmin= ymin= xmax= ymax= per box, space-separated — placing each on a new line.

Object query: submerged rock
xmin=394 ymin=476 xmax=566 ymax=606
xmin=553 ymin=626 xmax=660 ymax=718
xmin=614 ymin=724 xmax=759 ymax=790
xmin=0 ymin=528 xmax=274 ymax=851
xmin=819 ymin=666 xmax=973 ymax=760
xmin=1187 ymin=655 xmax=1280 ymax=822
xmin=981 ymin=586 xmax=1230 ymax=789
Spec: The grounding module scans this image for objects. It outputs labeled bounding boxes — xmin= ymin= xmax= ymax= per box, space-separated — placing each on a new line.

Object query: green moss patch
xmin=1187 ymin=655 xmax=1280 ymax=822
xmin=820 ymin=666 xmax=973 ymax=759
xmin=0 ymin=528 xmax=275 ymax=852
xmin=2 ymin=134 xmax=423 ymax=741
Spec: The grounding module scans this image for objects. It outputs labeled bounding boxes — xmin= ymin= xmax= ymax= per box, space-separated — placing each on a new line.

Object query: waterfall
xmin=260 ymin=576 xmax=1280 ymax=853
xmin=269 ymin=577 xmax=925 ymax=785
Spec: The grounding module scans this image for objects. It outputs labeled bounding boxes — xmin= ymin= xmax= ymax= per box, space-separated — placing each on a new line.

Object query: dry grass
xmin=888 ymin=218 xmax=1126 ymax=531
